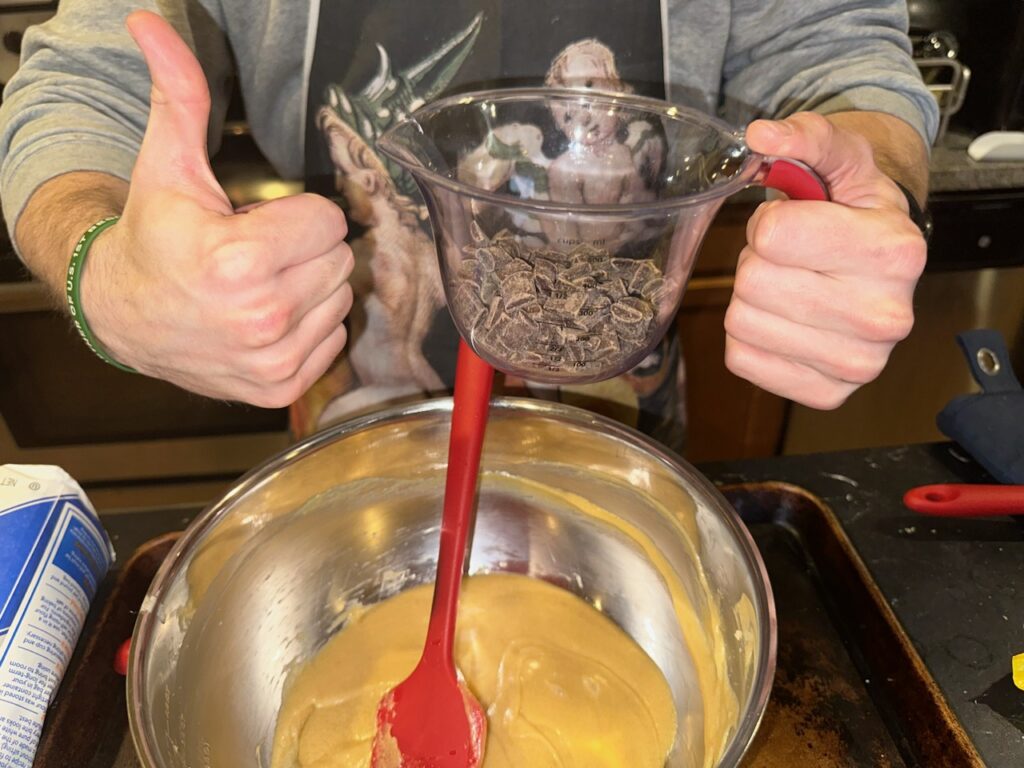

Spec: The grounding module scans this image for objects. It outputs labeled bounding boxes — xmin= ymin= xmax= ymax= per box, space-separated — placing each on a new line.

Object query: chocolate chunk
xmin=453 ymin=283 xmax=486 ymax=326
xmin=498 ymin=257 xmax=532 ymax=277
xmin=629 ymin=261 xmax=660 ymax=295
xmin=470 ymin=220 xmax=487 ymax=243
xmin=644 ymin=277 xmax=666 ymax=303
xmin=562 ymin=262 xmax=592 ymax=284
xmin=476 ymin=248 xmax=496 ymax=272
xmin=456 ymin=225 xmax=667 ymax=377
xmin=458 ymin=258 xmax=480 ymax=281
xmin=484 ymin=296 xmax=506 ymax=330
xmin=533 ymin=257 xmax=557 ymax=289
xmin=611 ymin=297 xmax=653 ymax=340
xmin=501 ymin=272 xmax=536 ymax=309
xmin=606 ymin=278 xmax=628 ymax=301
xmin=544 ymin=290 xmax=587 ymax=317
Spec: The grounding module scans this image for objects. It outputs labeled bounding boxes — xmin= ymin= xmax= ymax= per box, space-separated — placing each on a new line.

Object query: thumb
xmin=126 ymin=11 xmax=230 ymax=210
xmin=746 ymin=113 xmax=898 ymax=208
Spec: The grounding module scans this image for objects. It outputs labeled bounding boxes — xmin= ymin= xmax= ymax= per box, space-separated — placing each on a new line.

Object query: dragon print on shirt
xmin=296 ymin=5 xmax=686 ymax=451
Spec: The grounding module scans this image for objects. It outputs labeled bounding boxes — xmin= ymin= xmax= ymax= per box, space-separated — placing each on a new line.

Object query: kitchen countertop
xmin=95 ymin=440 xmax=1024 ymax=767
xmin=930 ymin=130 xmax=1024 ymax=193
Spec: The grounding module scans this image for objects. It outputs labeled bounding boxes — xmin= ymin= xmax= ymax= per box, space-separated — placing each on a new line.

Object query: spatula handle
xmin=904 ymin=484 xmax=1024 ymax=517
xmin=425 ymin=341 xmax=494 ymax=667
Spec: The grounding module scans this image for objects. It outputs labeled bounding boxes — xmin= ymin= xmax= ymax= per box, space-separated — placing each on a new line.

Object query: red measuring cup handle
xmin=760 ymin=157 xmax=830 ymax=202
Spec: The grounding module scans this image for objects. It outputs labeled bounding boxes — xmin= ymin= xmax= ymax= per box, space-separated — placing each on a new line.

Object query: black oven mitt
xmin=936 ymin=329 xmax=1024 ymax=484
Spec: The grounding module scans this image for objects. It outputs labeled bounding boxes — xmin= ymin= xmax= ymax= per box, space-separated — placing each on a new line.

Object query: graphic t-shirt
xmin=295 ymin=1 xmax=687 ymax=450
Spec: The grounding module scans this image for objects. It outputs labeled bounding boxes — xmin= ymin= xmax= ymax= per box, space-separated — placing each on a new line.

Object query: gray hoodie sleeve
xmin=720 ymin=0 xmax=938 ymax=146
xmin=0 ymin=0 xmax=232 ymax=244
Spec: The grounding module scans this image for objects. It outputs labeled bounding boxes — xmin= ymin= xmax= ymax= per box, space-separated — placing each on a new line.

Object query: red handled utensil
xmin=760 ymin=157 xmax=830 ymax=201
xmin=371 ymin=341 xmax=494 ymax=768
xmin=903 ymin=484 xmax=1024 ymax=517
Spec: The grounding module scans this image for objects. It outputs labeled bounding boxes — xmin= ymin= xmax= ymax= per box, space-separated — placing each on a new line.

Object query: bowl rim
xmin=375 ymin=85 xmax=765 ymax=216
xmin=127 ymin=396 xmax=776 ymax=768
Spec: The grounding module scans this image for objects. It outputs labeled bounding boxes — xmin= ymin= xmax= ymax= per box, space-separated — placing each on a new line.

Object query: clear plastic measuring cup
xmin=377 ymin=87 xmax=828 ymax=384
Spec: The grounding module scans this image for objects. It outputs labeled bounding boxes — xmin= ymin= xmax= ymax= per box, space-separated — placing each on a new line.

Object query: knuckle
xmin=304 ymin=193 xmax=349 ymax=239
xmin=338 ymin=243 xmax=355 ymax=277
xmin=256 ymin=347 xmax=304 ymax=384
xmin=237 ymin=304 xmax=292 ymax=348
xmin=335 ymin=323 xmax=349 ymax=354
xmin=748 ymin=201 xmax=782 ymax=255
xmin=207 ymin=242 xmax=265 ymax=289
xmin=248 ymin=391 xmax=281 ymax=409
xmin=793 ymin=111 xmax=834 ymax=142
xmin=723 ymin=301 xmax=748 ymax=340
xmin=797 ymin=379 xmax=855 ymax=411
xmin=732 ymin=252 xmax=764 ymax=302
xmin=325 ymin=244 xmax=356 ymax=285
xmin=241 ymin=386 xmax=279 ymax=409
xmin=885 ymin=231 xmax=928 ymax=280
xmin=275 ymin=377 xmax=306 ymax=407
xmin=251 ymin=381 xmax=301 ymax=409
xmin=724 ymin=338 xmax=752 ymax=378
xmin=795 ymin=111 xmax=829 ymax=131
xmin=857 ymin=301 xmax=914 ymax=343
xmin=336 ymin=282 xmax=355 ymax=318
xmin=812 ymin=387 xmax=851 ymax=411
xmin=833 ymin=349 xmax=886 ymax=385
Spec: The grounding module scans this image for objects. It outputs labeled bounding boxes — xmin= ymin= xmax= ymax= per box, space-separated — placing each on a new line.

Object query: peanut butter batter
xmin=270 ymin=573 xmax=678 ymax=768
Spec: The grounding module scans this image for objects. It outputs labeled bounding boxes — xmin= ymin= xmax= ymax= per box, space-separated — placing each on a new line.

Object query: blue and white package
xmin=0 ymin=465 xmax=114 ymax=767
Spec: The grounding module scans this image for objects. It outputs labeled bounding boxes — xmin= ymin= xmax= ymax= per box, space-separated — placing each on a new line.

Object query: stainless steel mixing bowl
xmin=127 ymin=398 xmax=775 ymax=768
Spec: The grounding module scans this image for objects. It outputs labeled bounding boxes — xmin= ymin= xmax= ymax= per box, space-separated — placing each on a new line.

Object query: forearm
xmin=15 ymin=172 xmax=128 ymax=302
xmin=0 ymin=0 xmax=233 ymax=287
xmin=722 ymin=0 xmax=938 ymax=199
xmin=825 ymin=110 xmax=929 ymax=206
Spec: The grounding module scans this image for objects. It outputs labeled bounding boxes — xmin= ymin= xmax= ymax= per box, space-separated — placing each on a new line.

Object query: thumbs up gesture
xmin=81 ymin=11 xmax=353 ymax=407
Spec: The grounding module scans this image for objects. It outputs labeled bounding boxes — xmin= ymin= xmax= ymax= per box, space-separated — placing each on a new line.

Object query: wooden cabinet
xmin=0 ymin=289 xmax=289 ymax=484
xmin=677 ymin=201 xmax=789 ymax=463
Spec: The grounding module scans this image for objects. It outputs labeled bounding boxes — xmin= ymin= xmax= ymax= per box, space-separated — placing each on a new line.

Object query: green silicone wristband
xmin=65 ymin=216 xmax=137 ymax=373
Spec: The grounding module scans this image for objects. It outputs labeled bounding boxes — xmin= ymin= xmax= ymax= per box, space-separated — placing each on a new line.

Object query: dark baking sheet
xmin=726 ymin=483 xmax=982 ymax=767
xmin=35 ymin=484 xmax=983 ymax=767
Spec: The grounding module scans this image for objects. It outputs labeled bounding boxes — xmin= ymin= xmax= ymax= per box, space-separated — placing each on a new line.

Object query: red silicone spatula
xmin=371 ymin=340 xmax=494 ymax=768
xmin=904 ymin=483 xmax=1024 ymax=517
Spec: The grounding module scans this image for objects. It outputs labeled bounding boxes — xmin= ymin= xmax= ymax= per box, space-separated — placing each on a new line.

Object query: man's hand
xmin=73 ymin=11 xmax=352 ymax=407
xmin=726 ymin=111 xmax=927 ymax=410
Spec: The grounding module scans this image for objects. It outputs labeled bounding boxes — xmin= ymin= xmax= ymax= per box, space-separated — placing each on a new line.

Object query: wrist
xmin=892 ymin=179 xmax=933 ymax=242
xmin=823 ymin=111 xmax=930 ymax=204
xmin=75 ymin=218 xmax=137 ymax=370
xmin=15 ymin=172 xmax=129 ymax=295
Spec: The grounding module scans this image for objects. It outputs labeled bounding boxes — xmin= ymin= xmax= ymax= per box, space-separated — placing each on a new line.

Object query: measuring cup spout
xmin=376 ymin=120 xmax=443 ymax=180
